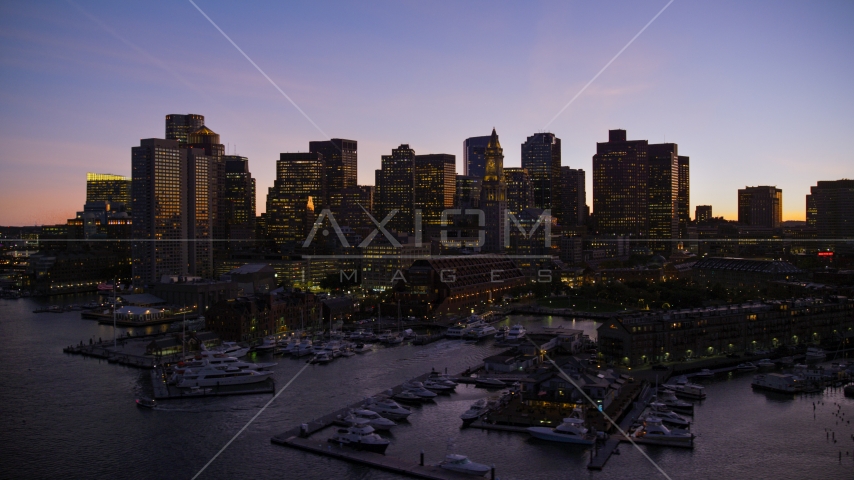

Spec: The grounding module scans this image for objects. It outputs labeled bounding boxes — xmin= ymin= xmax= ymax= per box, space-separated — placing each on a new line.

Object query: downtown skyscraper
xmin=593 ymin=130 xmax=649 ymax=237
xmin=647 ymin=143 xmax=679 ymax=253
xmin=414 ymin=153 xmax=456 ymax=238
xmin=375 ymin=144 xmax=416 ymax=235
xmin=738 ymin=186 xmax=783 ymax=228
xmin=223 ymin=155 xmax=256 ymax=242
xmin=309 ymin=138 xmax=357 ymax=210
xmin=165 ymin=113 xmax=205 ymax=145
xmin=504 ymin=167 xmax=534 ymax=218
xmin=479 ymin=129 xmax=507 ymax=252
xmin=559 ymin=167 xmax=586 ymax=227
xmin=86 ymin=172 xmax=131 ymax=213
xmin=463 ymin=135 xmax=491 ymax=178
xmin=265 ymin=152 xmax=326 ymax=248
xmin=521 ymin=132 xmax=561 ymax=220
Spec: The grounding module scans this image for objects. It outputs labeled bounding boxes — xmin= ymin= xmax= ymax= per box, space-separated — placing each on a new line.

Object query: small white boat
xmin=805 ymin=347 xmax=826 ymax=363
xmin=527 ymin=418 xmax=594 ymax=445
xmin=328 ymin=420 xmax=390 ymax=454
xmin=309 ymin=352 xmax=332 ymax=364
xmin=756 ymin=358 xmax=775 ymax=369
xmin=403 ymin=382 xmax=438 ymax=398
xmin=135 ymin=398 xmax=156 ymax=409
xmin=632 ymin=416 xmax=694 ymax=447
xmin=353 ymin=343 xmax=374 ymax=353
xmin=656 ymin=390 xmax=694 ymax=414
xmin=494 ymin=326 xmax=509 ymax=339
xmin=693 ymin=369 xmax=714 ymax=379
xmin=648 ymin=402 xmax=690 ymax=428
xmin=393 ymin=391 xmax=424 ymax=403
xmin=736 ymin=362 xmax=758 ymax=372
xmin=367 ymin=398 xmax=412 ymax=420
xmin=423 ymin=379 xmax=455 ymax=392
xmin=505 ymin=324 xmax=526 ymax=341
xmin=752 ymin=373 xmax=799 ymax=393
xmin=475 ymin=378 xmax=506 ymax=389
xmin=253 ymin=336 xmax=278 ymax=353
xmin=460 ymin=399 xmax=489 ymax=427
xmin=342 ymin=409 xmax=397 ymax=431
xmin=439 ymin=454 xmax=491 ymax=477
xmin=664 ymin=383 xmax=706 ymax=400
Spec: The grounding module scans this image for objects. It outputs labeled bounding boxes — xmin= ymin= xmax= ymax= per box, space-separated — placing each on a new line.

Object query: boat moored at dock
xmin=439 ymin=454 xmax=491 ymax=477
xmin=631 ymin=416 xmax=694 ymax=448
xmin=751 ymin=373 xmax=800 ymax=393
xmin=328 ymin=420 xmax=390 ymax=454
xmin=527 ymin=418 xmax=595 ymax=445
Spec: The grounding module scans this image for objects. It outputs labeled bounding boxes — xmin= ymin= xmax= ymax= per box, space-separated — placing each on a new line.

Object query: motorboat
xmin=751 ymin=373 xmax=800 ymax=393
xmin=505 ymin=324 xmax=526 ymax=341
xmin=253 ymin=336 xmax=278 ymax=353
xmin=427 ymin=373 xmax=458 ymax=388
xmin=393 ymin=391 xmax=424 ymax=404
xmin=309 ymin=352 xmax=332 ymax=364
xmin=321 ymin=341 xmax=342 ymax=358
xmin=423 ymin=379 xmax=455 ymax=393
xmin=177 ymin=365 xmax=273 ymax=388
xmin=656 ymin=390 xmax=694 ymax=415
xmin=779 ymin=356 xmax=795 ymax=367
xmin=527 ymin=418 xmax=594 ymax=445
xmin=631 ymin=416 xmax=694 ymax=447
xmin=756 ymin=358 xmax=776 ymax=369
xmin=291 ymin=340 xmax=314 ymax=357
xmin=353 ymin=343 xmax=374 ymax=353
xmin=460 ymin=399 xmax=489 ymax=427
xmin=439 ymin=454 xmax=491 ymax=477
xmin=339 ymin=348 xmax=355 ymax=358
xmin=805 ymin=347 xmax=827 ymax=363
xmin=475 ymin=378 xmax=506 ymax=389
xmin=648 ymin=403 xmax=690 ymax=428
xmin=341 ymin=409 xmax=397 ymax=431
xmin=465 ymin=325 xmax=497 ymax=340
xmin=672 ymin=375 xmax=689 ymax=385
xmin=693 ymin=369 xmax=714 ymax=379
xmin=736 ymin=362 xmax=758 ymax=372
xmin=446 ymin=324 xmax=468 ymax=338
xmin=402 ymin=328 xmax=416 ymax=340
xmin=384 ymin=333 xmax=404 ymax=345
xmin=328 ymin=420 xmax=390 ymax=454
xmin=663 ymin=383 xmax=706 ymax=400
xmin=403 ymin=382 xmax=438 ymax=399
xmin=366 ymin=398 xmax=412 ymax=420
xmin=135 ymin=398 xmax=156 ymax=409
xmin=494 ymin=326 xmax=509 ymax=339
xmin=203 ymin=356 xmax=276 ymax=371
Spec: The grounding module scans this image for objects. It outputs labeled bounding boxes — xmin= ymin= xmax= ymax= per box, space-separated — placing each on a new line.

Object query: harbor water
xmin=1 ymin=296 xmax=853 ymax=479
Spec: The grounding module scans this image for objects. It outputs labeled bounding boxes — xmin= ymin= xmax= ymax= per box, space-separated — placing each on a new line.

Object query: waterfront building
xmin=265 ymin=152 xmax=326 ymax=248
xmin=26 ymin=250 xmax=129 ymax=295
xmin=597 ymin=296 xmax=854 ymax=367
xmin=521 ymin=132 xmax=561 ymax=220
xmin=309 ymin=138 xmax=357 ymax=212
xmin=220 ymin=263 xmax=277 ymax=295
xmin=678 ymin=156 xmax=690 ymax=239
xmin=738 ymin=185 xmax=783 ymax=228
xmin=205 ymin=289 xmax=319 ymax=342
xmin=152 ymin=275 xmax=238 ymax=314
xmin=691 ymin=257 xmax=803 ymax=290
xmin=223 ymin=155 xmax=256 ymax=242
xmin=86 ymin=173 xmax=131 ymax=213
xmin=592 ymin=130 xmax=649 ymax=237
xmin=463 ymin=135 xmax=491 ymax=178
xmin=131 ymin=138 xmax=188 ymax=288
xmin=394 ymin=254 xmax=526 ymax=316
xmin=375 ymin=144 xmax=416 ymax=235
xmin=361 ymin=234 xmax=430 ymax=291
xmin=560 ymin=167 xmax=587 ymax=227
xmin=806 ymin=179 xmax=854 ymax=250
xmin=165 ymin=113 xmax=205 ymax=144
xmin=647 ymin=143 xmax=679 ymax=254
xmin=695 ymin=205 xmax=712 ymax=222
xmin=479 ymin=129 xmax=508 ymax=252
xmin=414 ymin=153 xmax=456 ymax=238
xmin=504 ymin=167 xmax=534 ymax=218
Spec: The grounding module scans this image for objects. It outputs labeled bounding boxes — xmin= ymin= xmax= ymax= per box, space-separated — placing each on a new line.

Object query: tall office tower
xmin=223 ymin=155 xmax=256 ymax=242
xmin=479 ymin=129 xmax=507 ymax=252
xmin=186 ymin=148 xmax=214 ymax=278
xmin=375 ymin=144 xmax=416 ymax=234
xmin=647 ymin=143 xmax=679 ymax=253
xmin=266 ymin=153 xmax=326 ymax=248
xmin=504 ymin=167 xmax=534 ymax=217
xmin=414 ymin=154 xmax=456 ymax=237
xmin=131 ymin=138 xmax=187 ymax=288
xmin=521 ymin=133 xmax=562 ymax=219
xmin=559 ymin=167 xmax=587 ymax=227
xmin=695 ymin=205 xmax=712 ymax=222
xmin=309 ymin=138 xmax=357 ymax=210
xmin=806 ymin=179 xmax=854 ymax=243
xmin=678 ymin=156 xmax=690 ymax=239
xmin=86 ymin=173 xmax=131 ymax=213
xmin=186 ymin=126 xmax=227 ymax=250
xmin=738 ymin=186 xmax=783 ymax=228
xmin=592 ymin=130 xmax=649 ymax=237
xmin=165 ymin=114 xmax=204 ymax=144
xmin=463 ymin=136 xmax=491 ymax=178
xmin=455 ymin=175 xmax=481 ymax=210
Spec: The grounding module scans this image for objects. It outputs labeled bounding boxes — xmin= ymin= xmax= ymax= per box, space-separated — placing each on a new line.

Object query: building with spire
xmin=480 ymin=129 xmax=507 ymax=252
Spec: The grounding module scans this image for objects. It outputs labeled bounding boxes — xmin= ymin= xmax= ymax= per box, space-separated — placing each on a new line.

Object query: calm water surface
xmin=1 ymin=297 xmax=852 ymax=479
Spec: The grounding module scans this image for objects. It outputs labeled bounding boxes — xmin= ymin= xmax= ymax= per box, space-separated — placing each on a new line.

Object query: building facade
xmin=678 ymin=156 xmax=690 ymax=239
xmin=165 ymin=113 xmax=205 ymax=145
xmin=647 ymin=143 xmax=679 ymax=253
xmin=414 ymin=154 xmax=456 ymax=238
xmin=560 ymin=167 xmax=586 ymax=227
xmin=375 ymin=144 xmax=416 ymax=235
xmin=86 ymin=173 xmax=131 ymax=213
xmin=265 ymin=152 xmax=326 ymax=248
xmin=695 ymin=205 xmax=712 ymax=222
xmin=521 ymin=132 xmax=561 ymax=220
xmin=309 ymin=138 xmax=357 ymax=211
xmin=223 ymin=155 xmax=256 ymax=242
xmin=463 ymin=135 xmax=491 ymax=178
xmin=593 ymin=130 xmax=649 ymax=237
xmin=806 ymin=179 xmax=854 ymax=249
xmin=504 ymin=167 xmax=534 ymax=218
xmin=479 ymin=129 xmax=507 ymax=252
xmin=738 ymin=186 xmax=783 ymax=228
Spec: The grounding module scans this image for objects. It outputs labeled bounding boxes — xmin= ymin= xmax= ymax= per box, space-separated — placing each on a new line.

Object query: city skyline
xmin=2 ymin=1 xmax=854 ymax=225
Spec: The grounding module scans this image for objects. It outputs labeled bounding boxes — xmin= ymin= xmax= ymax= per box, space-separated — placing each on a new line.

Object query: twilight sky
xmin=1 ymin=0 xmax=852 ymax=226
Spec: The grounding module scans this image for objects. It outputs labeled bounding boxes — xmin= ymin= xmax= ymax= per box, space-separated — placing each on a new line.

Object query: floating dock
xmin=588 ymin=385 xmax=655 ymax=470
xmin=274 ymin=436 xmax=480 ymax=480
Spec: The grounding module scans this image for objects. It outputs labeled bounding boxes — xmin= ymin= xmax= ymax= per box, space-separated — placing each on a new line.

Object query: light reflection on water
xmin=1 ymin=297 xmax=852 ymax=480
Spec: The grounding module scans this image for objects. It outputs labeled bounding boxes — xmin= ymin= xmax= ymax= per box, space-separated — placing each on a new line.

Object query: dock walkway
xmin=588 ymin=384 xmax=654 ymax=470
xmin=275 ymin=436 xmax=478 ymax=480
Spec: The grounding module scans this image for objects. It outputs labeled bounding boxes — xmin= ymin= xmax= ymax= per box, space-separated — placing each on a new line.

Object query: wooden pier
xmin=274 ymin=436 xmax=480 ymax=480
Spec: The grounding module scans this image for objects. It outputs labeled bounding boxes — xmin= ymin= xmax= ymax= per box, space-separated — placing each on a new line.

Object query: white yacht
xmin=527 ymin=418 xmax=594 ymax=445
xmin=341 ymin=409 xmax=397 ymax=431
xmin=328 ymin=420 xmax=390 ymax=454
xmin=439 ymin=454 xmax=491 ymax=477
xmin=392 ymin=390 xmax=424 ymax=404
xmin=217 ymin=341 xmax=250 ymax=358
xmin=291 ymin=340 xmax=314 ymax=357
xmin=309 ymin=352 xmax=332 ymax=364
xmin=465 ymin=325 xmax=497 ymax=340
xmin=403 ymin=382 xmax=438 ymax=399
xmin=805 ymin=347 xmax=827 ymax=363
xmin=423 ymin=379 xmax=455 ymax=392
xmin=756 ymin=358 xmax=776 ymax=369
xmin=656 ymin=390 xmax=694 ymax=414
xmin=253 ymin=336 xmax=278 ymax=353
xmin=460 ymin=399 xmax=489 ymax=427
xmin=664 ymin=383 xmax=706 ymax=400
xmin=494 ymin=326 xmax=509 ymax=339
xmin=353 ymin=343 xmax=374 ymax=353
xmin=505 ymin=324 xmax=526 ymax=341
xmin=322 ymin=341 xmax=342 ymax=358
xmin=177 ymin=365 xmax=273 ymax=388
xmin=751 ymin=373 xmax=799 ymax=393
xmin=632 ymin=416 xmax=694 ymax=447
xmin=475 ymin=377 xmax=506 ymax=389
xmin=366 ymin=398 xmax=411 ymax=420
xmin=736 ymin=362 xmax=758 ymax=372
xmin=648 ymin=403 xmax=690 ymax=428
xmin=203 ymin=356 xmax=276 ymax=371
xmin=693 ymin=369 xmax=714 ymax=379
